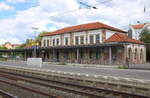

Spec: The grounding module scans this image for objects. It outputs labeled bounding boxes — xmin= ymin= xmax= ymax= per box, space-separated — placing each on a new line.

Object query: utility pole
xmin=32 ymin=27 xmax=39 ymax=57
xmin=32 ymin=27 xmax=39 ymax=37
xmin=143 ymin=6 xmax=149 ymax=23
xmin=137 ymin=6 xmax=149 ymax=24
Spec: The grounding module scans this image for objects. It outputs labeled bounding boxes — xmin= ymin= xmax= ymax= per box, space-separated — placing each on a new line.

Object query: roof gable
xmin=105 ymin=33 xmax=144 ymax=44
xmin=131 ymin=24 xmax=145 ymax=29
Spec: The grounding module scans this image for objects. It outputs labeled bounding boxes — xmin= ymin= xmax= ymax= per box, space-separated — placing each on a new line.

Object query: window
xmin=56 ymin=39 xmax=59 ymax=45
xmin=89 ymin=35 xmax=94 ymax=44
xmin=80 ymin=36 xmax=84 ymax=44
xmin=43 ymin=40 xmax=46 ymax=47
xmin=134 ymin=49 xmax=137 ymax=60
xmin=140 ymin=49 xmax=143 ymax=60
xmin=75 ymin=36 xmax=79 ymax=45
xmin=65 ymin=37 xmax=68 ymax=45
xmin=128 ymin=48 xmax=131 ymax=59
xmin=96 ymin=34 xmax=100 ymax=43
xmin=53 ymin=39 xmax=55 ymax=46
xmin=47 ymin=40 xmax=49 ymax=47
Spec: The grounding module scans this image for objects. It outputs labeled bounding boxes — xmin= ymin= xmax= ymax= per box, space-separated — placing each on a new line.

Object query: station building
xmin=39 ymin=22 xmax=146 ymax=65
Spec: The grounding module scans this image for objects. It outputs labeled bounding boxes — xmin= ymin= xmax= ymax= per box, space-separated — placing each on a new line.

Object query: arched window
xmin=134 ymin=48 xmax=137 ymax=60
xmin=140 ymin=49 xmax=143 ymax=60
xmin=128 ymin=48 xmax=132 ymax=59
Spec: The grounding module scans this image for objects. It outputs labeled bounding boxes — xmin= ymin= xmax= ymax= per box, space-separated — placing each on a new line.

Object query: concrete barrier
xmin=27 ymin=58 xmax=42 ymax=67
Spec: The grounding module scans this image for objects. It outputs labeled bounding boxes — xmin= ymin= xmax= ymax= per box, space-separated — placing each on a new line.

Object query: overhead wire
xmin=25 ymin=8 xmax=85 ymax=38
xmin=24 ymin=0 xmax=112 ymax=39
xmin=27 ymin=8 xmax=85 ymax=27
xmin=93 ymin=0 xmax=112 ymax=6
xmin=29 ymin=0 xmax=113 ymax=26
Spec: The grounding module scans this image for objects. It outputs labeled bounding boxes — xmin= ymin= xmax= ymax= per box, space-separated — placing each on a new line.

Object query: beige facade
xmin=41 ymin=29 xmax=117 ymax=47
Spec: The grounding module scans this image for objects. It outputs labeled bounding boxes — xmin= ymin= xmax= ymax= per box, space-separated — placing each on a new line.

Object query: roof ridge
xmin=42 ymin=21 xmax=127 ymax=37
xmin=51 ymin=21 xmax=100 ymax=31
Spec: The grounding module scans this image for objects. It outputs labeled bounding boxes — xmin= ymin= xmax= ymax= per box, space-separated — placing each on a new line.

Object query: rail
xmin=0 ymin=71 xmax=149 ymax=98
xmin=0 ymin=89 xmax=18 ymax=98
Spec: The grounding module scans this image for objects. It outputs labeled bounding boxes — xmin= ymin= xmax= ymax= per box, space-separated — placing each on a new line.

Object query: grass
xmin=118 ymin=65 xmax=129 ymax=69
xmin=58 ymin=62 xmax=67 ymax=65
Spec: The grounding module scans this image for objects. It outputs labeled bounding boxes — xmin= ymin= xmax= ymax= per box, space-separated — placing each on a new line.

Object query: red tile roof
xmin=105 ymin=33 xmax=144 ymax=44
xmin=42 ymin=22 xmax=127 ymax=37
xmin=131 ymin=24 xmax=145 ymax=29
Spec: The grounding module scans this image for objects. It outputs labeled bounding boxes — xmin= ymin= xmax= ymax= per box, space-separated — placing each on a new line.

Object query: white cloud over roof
xmin=0 ymin=3 xmax=14 ymax=12
xmin=6 ymin=0 xmax=27 ymax=3
xmin=0 ymin=0 xmax=149 ymax=45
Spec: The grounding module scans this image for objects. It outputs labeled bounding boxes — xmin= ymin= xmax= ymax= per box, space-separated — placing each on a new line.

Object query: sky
xmin=0 ymin=0 xmax=149 ymax=45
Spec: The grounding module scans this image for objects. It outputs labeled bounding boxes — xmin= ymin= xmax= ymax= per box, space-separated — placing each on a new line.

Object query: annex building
xmin=40 ymin=22 xmax=146 ymax=65
xmin=128 ymin=23 xmax=150 ymax=40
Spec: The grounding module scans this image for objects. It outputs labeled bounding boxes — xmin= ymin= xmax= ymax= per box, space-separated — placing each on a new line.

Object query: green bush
xmin=118 ymin=66 xmax=128 ymax=69
xmin=58 ymin=62 xmax=67 ymax=65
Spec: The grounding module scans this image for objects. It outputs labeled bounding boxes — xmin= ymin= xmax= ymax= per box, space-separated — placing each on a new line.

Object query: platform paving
xmin=0 ymin=61 xmax=150 ymax=81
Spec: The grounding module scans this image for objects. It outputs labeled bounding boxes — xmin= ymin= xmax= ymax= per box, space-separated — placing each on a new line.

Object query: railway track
xmin=0 ymin=79 xmax=59 ymax=98
xmin=0 ymin=89 xmax=18 ymax=98
xmin=0 ymin=70 xmax=149 ymax=98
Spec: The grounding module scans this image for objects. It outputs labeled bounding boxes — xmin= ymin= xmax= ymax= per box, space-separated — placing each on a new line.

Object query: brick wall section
xmin=70 ymin=33 xmax=73 ymax=45
xmin=60 ymin=34 xmax=63 ymax=46
xmin=46 ymin=46 xmax=124 ymax=65
xmin=126 ymin=44 xmax=146 ymax=64
xmin=102 ymin=29 xmax=106 ymax=42
xmin=25 ymin=45 xmax=145 ymax=65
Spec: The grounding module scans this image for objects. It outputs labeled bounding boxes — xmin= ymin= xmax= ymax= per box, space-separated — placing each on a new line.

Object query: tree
xmin=0 ymin=46 xmax=7 ymax=57
xmin=15 ymin=44 xmax=26 ymax=49
xmin=0 ymin=46 xmax=7 ymax=49
xmin=35 ymin=31 xmax=49 ymax=46
xmin=26 ymin=39 xmax=35 ymax=46
xmin=140 ymin=27 xmax=150 ymax=61
xmin=35 ymin=31 xmax=49 ymax=42
xmin=16 ymin=31 xmax=49 ymax=49
xmin=140 ymin=28 xmax=150 ymax=42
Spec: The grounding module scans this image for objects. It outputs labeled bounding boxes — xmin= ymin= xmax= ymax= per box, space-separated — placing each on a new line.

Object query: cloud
xmin=80 ymin=0 xmax=150 ymax=28
xmin=0 ymin=38 xmax=20 ymax=45
xmin=0 ymin=0 xmax=150 ymax=45
xmin=0 ymin=3 xmax=14 ymax=12
xmin=0 ymin=0 xmax=79 ymax=44
xmin=6 ymin=0 xmax=27 ymax=3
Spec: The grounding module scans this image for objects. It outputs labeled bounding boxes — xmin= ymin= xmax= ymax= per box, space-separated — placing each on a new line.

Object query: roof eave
xmin=42 ymin=28 xmax=127 ymax=37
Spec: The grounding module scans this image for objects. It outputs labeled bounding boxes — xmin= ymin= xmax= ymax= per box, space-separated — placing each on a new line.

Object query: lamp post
xmin=32 ymin=27 xmax=39 ymax=57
